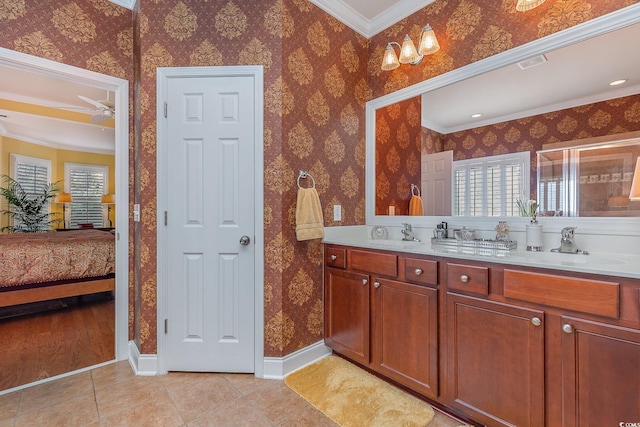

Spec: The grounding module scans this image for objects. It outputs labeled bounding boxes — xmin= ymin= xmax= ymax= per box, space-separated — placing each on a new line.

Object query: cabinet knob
xmin=414 ymin=268 xmax=423 ymax=276
xmin=373 ymin=281 xmax=381 ymax=288
xmin=460 ymin=274 xmax=469 ymax=283
xmin=330 ymin=255 xmax=337 ymax=261
xmin=531 ymin=317 xmax=542 ymax=326
xmin=362 ymin=278 xmax=368 ymax=285
xmin=562 ymin=324 xmax=573 ymax=334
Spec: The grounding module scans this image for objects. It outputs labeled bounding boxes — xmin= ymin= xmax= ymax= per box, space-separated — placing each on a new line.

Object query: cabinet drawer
xmin=504 ymin=269 xmax=619 ymax=319
xmin=325 ymin=247 xmax=346 ymax=269
xmin=404 ymin=257 xmax=438 ymax=286
xmin=350 ymin=250 xmax=397 ymax=278
xmin=447 ymin=263 xmax=489 ymax=296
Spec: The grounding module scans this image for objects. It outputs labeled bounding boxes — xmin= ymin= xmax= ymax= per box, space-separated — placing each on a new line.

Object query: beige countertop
xmin=323 ymin=226 xmax=640 ymax=280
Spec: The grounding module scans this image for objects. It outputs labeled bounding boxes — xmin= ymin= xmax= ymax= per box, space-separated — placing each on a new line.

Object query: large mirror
xmin=366 ymin=5 xmax=640 ymax=226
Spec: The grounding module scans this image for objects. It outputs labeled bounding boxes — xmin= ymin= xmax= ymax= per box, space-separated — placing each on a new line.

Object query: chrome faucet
xmin=401 ymin=223 xmax=420 ymax=242
xmin=551 ymin=226 xmax=587 ymax=254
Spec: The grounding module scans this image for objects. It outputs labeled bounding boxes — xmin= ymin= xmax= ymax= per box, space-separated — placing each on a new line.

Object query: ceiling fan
xmin=77 ymin=91 xmax=115 ymax=124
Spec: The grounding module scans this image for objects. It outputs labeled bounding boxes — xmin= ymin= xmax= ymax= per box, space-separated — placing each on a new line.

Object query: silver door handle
xmin=239 ymin=235 xmax=251 ymax=245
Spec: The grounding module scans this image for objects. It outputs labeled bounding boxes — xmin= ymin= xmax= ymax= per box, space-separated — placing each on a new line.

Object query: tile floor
xmin=0 ymin=361 xmax=464 ymax=426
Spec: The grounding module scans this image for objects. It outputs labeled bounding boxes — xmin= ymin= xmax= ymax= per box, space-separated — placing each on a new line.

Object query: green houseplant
xmin=0 ymin=175 xmax=60 ymax=232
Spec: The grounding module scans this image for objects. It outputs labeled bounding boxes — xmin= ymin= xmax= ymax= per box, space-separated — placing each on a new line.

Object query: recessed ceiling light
xmin=471 ymin=113 xmax=482 ymax=118
xmin=609 ymin=79 xmax=628 ymax=86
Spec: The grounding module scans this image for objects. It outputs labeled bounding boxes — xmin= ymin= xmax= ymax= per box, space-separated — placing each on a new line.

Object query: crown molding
xmin=109 ymin=0 xmax=136 ymax=10
xmin=309 ymin=0 xmax=369 ymax=36
xmin=309 ymin=0 xmax=435 ymax=38
xmin=421 ymin=83 xmax=640 ymax=134
xmin=368 ymin=0 xmax=435 ymax=37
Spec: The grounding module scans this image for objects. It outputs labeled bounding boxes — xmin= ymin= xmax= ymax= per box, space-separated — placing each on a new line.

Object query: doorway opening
xmin=0 ymin=47 xmax=129 ymax=393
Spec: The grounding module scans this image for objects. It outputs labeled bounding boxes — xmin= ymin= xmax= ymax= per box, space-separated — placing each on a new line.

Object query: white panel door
xmin=165 ymin=74 xmax=255 ymax=372
xmin=422 ymin=150 xmax=453 ymax=216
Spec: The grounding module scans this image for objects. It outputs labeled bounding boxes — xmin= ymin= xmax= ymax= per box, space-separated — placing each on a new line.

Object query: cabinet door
xmin=561 ymin=316 xmax=640 ymax=427
xmin=324 ymin=268 xmax=370 ymax=365
xmin=371 ymin=278 xmax=438 ymax=399
xmin=446 ymin=293 xmax=545 ymax=427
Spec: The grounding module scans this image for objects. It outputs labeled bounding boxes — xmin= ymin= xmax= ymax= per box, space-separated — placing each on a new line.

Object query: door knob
xmin=373 ymin=281 xmax=381 ymax=288
xmin=239 ymin=235 xmax=251 ymax=245
xmin=531 ymin=317 xmax=542 ymax=326
xmin=562 ymin=324 xmax=573 ymax=334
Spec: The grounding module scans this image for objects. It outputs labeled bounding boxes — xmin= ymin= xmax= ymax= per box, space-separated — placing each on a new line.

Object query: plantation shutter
xmin=65 ymin=164 xmax=108 ymax=228
xmin=9 ymin=154 xmax=53 ymax=231
xmin=452 ymin=152 xmax=529 ymax=217
xmin=15 ymin=163 xmax=49 ymax=195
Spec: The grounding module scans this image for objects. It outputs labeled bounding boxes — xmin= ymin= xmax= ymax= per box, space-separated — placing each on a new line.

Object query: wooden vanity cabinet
xmin=324 ymin=244 xmax=640 ymax=426
xmin=324 ymin=267 xmax=370 ymax=365
xmin=560 ymin=315 xmax=640 ymax=427
xmin=445 ymin=262 xmax=640 ymax=427
xmin=446 ymin=292 xmax=545 ymax=427
xmin=323 ymin=245 xmax=440 ymax=398
xmin=371 ymin=277 xmax=439 ymax=399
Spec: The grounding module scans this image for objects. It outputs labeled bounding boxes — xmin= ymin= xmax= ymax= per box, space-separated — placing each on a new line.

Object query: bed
xmin=0 ymin=230 xmax=115 ymax=308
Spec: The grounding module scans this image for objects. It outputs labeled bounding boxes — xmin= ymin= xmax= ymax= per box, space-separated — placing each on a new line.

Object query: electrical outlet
xmin=133 ymin=204 xmax=140 ymax=222
xmin=333 ymin=205 xmax=342 ymax=221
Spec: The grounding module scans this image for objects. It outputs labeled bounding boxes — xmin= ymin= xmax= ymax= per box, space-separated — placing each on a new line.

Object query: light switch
xmin=133 ymin=204 xmax=140 ymax=222
xmin=333 ymin=205 xmax=342 ymax=221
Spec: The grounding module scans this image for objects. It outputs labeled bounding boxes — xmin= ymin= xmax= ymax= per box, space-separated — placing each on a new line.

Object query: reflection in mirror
xmin=538 ymin=134 xmax=640 ymax=217
xmin=372 ymin=20 xmax=640 ymax=218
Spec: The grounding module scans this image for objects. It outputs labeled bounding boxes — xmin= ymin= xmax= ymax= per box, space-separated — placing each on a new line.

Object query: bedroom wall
xmin=0 ymin=137 xmax=116 ymax=229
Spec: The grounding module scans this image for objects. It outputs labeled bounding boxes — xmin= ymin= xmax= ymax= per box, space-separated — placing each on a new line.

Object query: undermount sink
xmin=367 ymin=239 xmax=424 ymax=248
xmin=507 ymin=252 xmax=625 ymax=266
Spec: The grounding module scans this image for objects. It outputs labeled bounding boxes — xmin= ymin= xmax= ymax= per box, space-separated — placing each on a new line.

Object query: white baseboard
xmin=128 ymin=340 xmax=158 ymax=376
xmin=262 ymin=340 xmax=332 ymax=380
xmin=128 ymin=340 xmax=330 ymax=379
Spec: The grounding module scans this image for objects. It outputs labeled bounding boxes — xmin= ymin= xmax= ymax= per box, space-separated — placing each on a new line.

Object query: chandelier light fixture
xmin=515 ymin=0 xmax=547 ymax=12
xmin=381 ymin=24 xmax=440 ymax=71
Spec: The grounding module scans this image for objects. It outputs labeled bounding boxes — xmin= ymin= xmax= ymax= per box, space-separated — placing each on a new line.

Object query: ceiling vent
xmin=517 ymin=54 xmax=547 ymax=70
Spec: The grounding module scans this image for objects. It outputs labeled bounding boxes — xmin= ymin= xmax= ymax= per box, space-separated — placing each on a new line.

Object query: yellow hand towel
xmin=296 ymin=187 xmax=324 ymax=241
xmin=409 ymin=195 xmax=424 ymax=216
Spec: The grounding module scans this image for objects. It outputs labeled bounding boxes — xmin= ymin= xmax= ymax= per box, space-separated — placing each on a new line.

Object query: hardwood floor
xmin=0 ymin=293 xmax=114 ymax=391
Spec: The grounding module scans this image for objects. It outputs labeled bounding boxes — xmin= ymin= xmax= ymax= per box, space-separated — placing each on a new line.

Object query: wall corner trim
xmin=128 ymin=341 xmax=158 ymax=376
xmin=262 ymin=341 xmax=332 ymax=380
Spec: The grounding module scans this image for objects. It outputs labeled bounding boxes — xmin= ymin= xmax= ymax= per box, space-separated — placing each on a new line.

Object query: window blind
xmin=10 ymin=154 xmax=53 ymax=232
xmin=67 ymin=165 xmax=108 ymax=228
xmin=452 ymin=152 xmax=529 ymax=217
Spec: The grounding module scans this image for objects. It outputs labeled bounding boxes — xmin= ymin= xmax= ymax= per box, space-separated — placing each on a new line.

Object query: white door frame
xmin=156 ymin=66 xmax=264 ymax=377
xmin=0 ymin=47 xmax=130 ymax=362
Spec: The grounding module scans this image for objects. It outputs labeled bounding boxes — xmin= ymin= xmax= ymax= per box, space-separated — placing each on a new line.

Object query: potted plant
xmin=0 ymin=175 xmax=60 ymax=232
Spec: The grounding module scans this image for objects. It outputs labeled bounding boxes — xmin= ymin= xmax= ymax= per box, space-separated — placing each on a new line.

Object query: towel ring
xmin=297 ymin=170 xmax=316 ymax=188
xmin=411 ymin=184 xmax=420 ymax=197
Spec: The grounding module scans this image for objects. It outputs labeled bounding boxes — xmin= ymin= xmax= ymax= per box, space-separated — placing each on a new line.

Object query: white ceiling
xmin=0 ymin=65 xmax=115 ymax=154
xmin=310 ymin=0 xmax=434 ymax=36
xmin=421 ymin=21 xmax=640 ymax=134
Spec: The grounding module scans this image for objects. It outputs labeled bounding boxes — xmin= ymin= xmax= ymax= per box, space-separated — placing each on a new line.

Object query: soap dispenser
xmin=526 ymin=214 xmax=543 ymax=251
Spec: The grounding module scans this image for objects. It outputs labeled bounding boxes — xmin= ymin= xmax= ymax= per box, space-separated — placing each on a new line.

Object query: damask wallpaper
xmin=368 ymin=0 xmax=639 ymax=98
xmin=2 ymin=0 xmax=638 ymax=359
xmin=442 ymin=94 xmax=640 ymax=199
xmin=135 ymin=0 xmax=368 ymax=355
xmin=375 ymin=97 xmax=422 ymax=216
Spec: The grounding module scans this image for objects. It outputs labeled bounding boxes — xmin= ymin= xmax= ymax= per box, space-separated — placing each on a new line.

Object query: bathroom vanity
xmin=323 ymin=236 xmax=640 ymax=427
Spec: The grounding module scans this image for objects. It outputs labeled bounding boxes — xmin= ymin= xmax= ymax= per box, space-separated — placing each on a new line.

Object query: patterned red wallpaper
xmin=2 ymin=0 xmax=637 ymax=358
xmin=375 ymin=96 xmax=422 ymax=215
xmin=135 ymin=0 xmax=368 ymax=355
xmin=441 ymin=94 xmax=640 ymax=200
xmin=367 ymin=0 xmax=639 ymax=99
